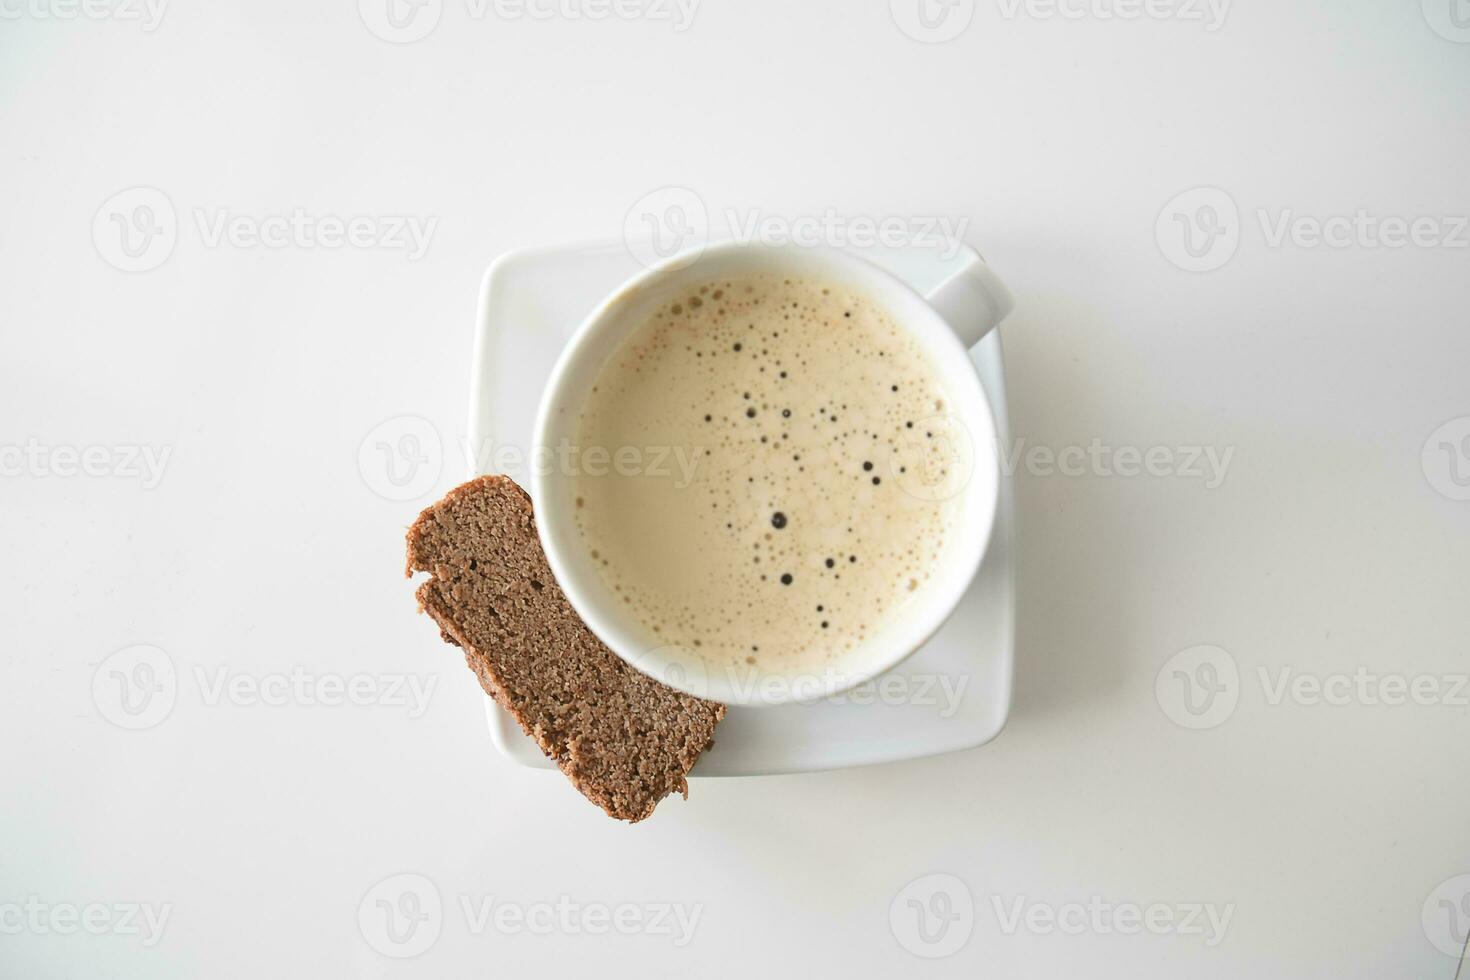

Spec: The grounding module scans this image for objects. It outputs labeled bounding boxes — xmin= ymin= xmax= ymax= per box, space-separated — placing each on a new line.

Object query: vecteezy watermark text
xmin=1156 ymin=644 xmax=1470 ymax=730
xmin=1256 ymin=209 xmax=1469 ymax=251
xmin=890 ymin=0 xmax=1229 ymax=43
xmin=0 ymin=897 xmax=172 ymax=947
xmin=723 ymin=208 xmax=970 ymax=259
xmin=996 ymin=0 xmax=1230 ymax=30
xmin=0 ymin=440 xmax=172 ymax=489
xmin=462 ymin=438 xmax=702 ymax=487
xmin=622 ymin=187 xmax=973 ymax=269
xmin=193 ymin=666 xmax=437 ymax=717
xmin=357 ymin=873 xmax=703 ymax=958
xmin=991 ymin=895 xmax=1234 ymax=947
xmin=1157 ymin=187 xmax=1469 ymax=272
xmin=888 ymin=874 xmax=1234 ymax=958
xmin=358 ymin=0 xmax=699 ymax=44
xmin=1256 ymin=666 xmax=1469 ymax=708
xmin=726 ymin=667 xmax=971 ymax=716
xmin=1000 ymin=438 xmax=1234 ymax=488
xmin=469 ymin=0 xmax=699 ymax=28
xmin=0 ymin=0 xmax=167 ymax=30
xmin=92 ymin=187 xmax=438 ymax=272
xmin=459 ymin=895 xmax=701 ymax=945
xmin=639 ymin=645 xmax=972 ymax=715
xmin=92 ymin=645 xmax=439 ymax=730
xmin=358 ymin=417 xmax=708 ymax=503
xmin=192 ymin=208 xmax=436 ymax=260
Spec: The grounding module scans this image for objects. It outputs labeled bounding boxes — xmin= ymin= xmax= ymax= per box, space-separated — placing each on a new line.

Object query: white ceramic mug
xmin=532 ymin=241 xmax=1013 ymax=706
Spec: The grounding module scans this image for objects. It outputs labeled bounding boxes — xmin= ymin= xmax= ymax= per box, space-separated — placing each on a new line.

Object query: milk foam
xmin=573 ymin=274 xmax=959 ymax=674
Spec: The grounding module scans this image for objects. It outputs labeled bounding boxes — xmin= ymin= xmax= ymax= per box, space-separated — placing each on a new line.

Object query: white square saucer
xmin=470 ymin=240 xmax=1015 ymax=775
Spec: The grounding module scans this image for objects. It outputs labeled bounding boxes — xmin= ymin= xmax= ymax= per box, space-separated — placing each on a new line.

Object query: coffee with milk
xmin=572 ymin=273 xmax=960 ymax=676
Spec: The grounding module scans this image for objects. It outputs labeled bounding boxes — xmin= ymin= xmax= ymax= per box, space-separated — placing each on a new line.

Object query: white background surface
xmin=2 ymin=1 xmax=1468 ymax=977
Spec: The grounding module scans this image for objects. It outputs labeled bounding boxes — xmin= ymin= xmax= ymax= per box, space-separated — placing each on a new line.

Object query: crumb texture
xmin=405 ymin=475 xmax=725 ymax=822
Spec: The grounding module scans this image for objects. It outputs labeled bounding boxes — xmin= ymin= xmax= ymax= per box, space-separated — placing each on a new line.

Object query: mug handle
xmin=924 ymin=245 xmax=1015 ymax=349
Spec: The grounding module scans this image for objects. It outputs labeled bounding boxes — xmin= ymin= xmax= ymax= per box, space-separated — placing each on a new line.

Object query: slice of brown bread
xmin=405 ymin=474 xmax=726 ymax=822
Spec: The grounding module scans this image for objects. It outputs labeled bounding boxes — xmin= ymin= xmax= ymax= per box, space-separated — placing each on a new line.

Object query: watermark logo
xmin=359 ymin=416 xmax=443 ymax=502
xmin=93 ymin=187 xmax=177 ymax=272
xmin=359 ymin=0 xmax=442 ymax=42
xmin=892 ymin=414 xmax=974 ymax=502
xmin=0 ymin=0 xmax=168 ymax=30
xmin=0 ymin=897 xmax=172 ymax=947
xmin=359 ymin=873 xmax=443 ymax=958
xmin=1155 ymin=644 xmax=1239 ymax=730
xmin=890 ymin=0 xmax=975 ymax=43
xmin=624 ymin=186 xmax=709 ymax=271
xmin=1156 ymin=187 xmax=1239 ymax=273
xmin=1423 ymin=0 xmax=1470 ymax=43
xmin=995 ymin=0 xmax=1230 ymax=31
xmin=889 ymin=873 xmax=974 ymax=958
xmin=1422 ymin=417 xmax=1470 ymax=501
xmin=640 ymin=645 xmax=714 ymax=701
xmin=1422 ymin=874 xmax=1470 ymax=958
xmin=91 ymin=645 xmax=178 ymax=731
